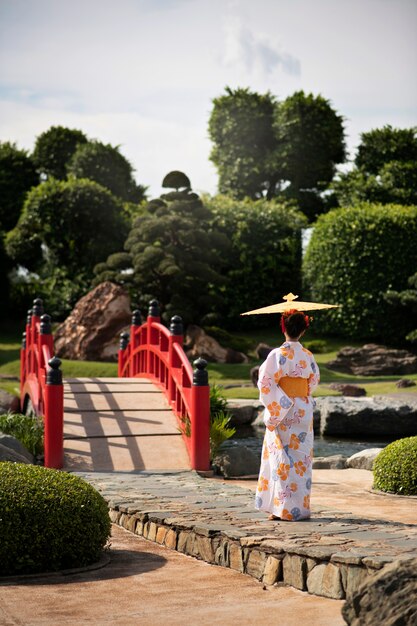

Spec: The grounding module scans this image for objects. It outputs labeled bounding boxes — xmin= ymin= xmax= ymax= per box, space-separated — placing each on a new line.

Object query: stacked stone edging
xmin=76 ymin=471 xmax=417 ymax=601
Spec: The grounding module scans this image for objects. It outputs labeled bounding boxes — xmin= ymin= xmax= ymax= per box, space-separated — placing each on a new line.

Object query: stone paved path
xmin=63 ymin=378 xmax=190 ymax=472
xmin=76 ymin=469 xmax=417 ymax=600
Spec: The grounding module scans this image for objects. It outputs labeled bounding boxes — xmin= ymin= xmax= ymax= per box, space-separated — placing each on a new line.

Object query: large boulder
xmin=0 ymin=390 xmax=19 ymax=414
xmin=226 ymin=399 xmax=263 ymax=426
xmin=327 ymin=344 xmax=417 ymax=376
xmin=342 ymin=557 xmax=417 ymax=625
xmin=0 ymin=433 xmax=34 ymax=463
xmin=185 ymin=325 xmax=248 ymax=364
xmin=346 ymin=448 xmax=383 ymax=470
xmin=319 ymin=396 xmax=417 ymax=438
xmin=213 ymin=441 xmax=260 ymax=477
xmin=54 ymin=282 xmax=131 ymax=362
xmin=0 ymin=443 xmax=32 ymax=463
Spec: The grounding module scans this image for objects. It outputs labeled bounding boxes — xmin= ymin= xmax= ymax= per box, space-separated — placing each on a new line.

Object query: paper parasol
xmin=241 ymin=293 xmax=341 ymax=316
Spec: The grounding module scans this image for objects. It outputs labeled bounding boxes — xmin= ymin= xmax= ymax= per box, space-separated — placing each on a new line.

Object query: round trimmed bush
xmin=373 ymin=437 xmax=417 ymax=495
xmin=0 ymin=463 xmax=111 ymax=575
xmin=303 ymin=203 xmax=417 ymax=341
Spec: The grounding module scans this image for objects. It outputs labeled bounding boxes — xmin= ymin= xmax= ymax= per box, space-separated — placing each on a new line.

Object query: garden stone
xmin=255 ymin=343 xmax=274 ymax=360
xmin=54 ymin=281 xmax=131 ymax=362
xmin=312 ymin=454 xmax=347 ymax=469
xmin=226 ymin=399 xmax=263 ymax=426
xmin=307 ymin=563 xmax=344 ymax=599
xmin=319 ymin=396 xmax=417 ymax=438
xmin=396 ymin=378 xmax=416 ymax=388
xmin=250 ymin=365 xmax=260 ymax=386
xmin=0 ymin=390 xmax=19 ymax=414
xmin=327 ymin=344 xmax=417 ymax=376
xmin=342 ymin=557 xmax=417 ymax=625
xmin=0 ymin=442 xmax=31 ymax=463
xmin=185 ymin=325 xmax=248 ymax=364
xmin=346 ymin=448 xmax=383 ymax=470
xmin=213 ymin=441 xmax=260 ymax=477
xmin=329 ymin=383 xmax=366 ymax=397
xmin=0 ymin=433 xmax=34 ymax=463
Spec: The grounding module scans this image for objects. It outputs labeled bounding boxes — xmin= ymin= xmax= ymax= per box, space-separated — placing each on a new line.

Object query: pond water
xmin=232 ymin=425 xmax=390 ymax=458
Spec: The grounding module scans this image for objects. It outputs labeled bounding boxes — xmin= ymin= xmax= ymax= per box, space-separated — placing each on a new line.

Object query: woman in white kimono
xmin=255 ymin=310 xmax=320 ymax=521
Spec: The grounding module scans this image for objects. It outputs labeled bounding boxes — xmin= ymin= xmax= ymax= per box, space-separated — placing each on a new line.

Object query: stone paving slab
xmin=75 ymin=470 xmax=417 ymax=600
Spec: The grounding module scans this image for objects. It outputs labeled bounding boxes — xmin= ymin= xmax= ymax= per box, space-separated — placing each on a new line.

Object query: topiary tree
xmin=206 ymin=194 xmax=307 ymax=327
xmin=32 ymin=126 xmax=88 ymax=180
xmin=95 ymin=176 xmax=229 ymax=325
xmin=303 ymin=203 xmax=417 ymax=342
xmin=67 ymin=140 xmax=147 ymax=203
xmin=384 ymin=272 xmax=417 ymax=344
xmin=373 ymin=437 xmax=417 ymax=495
xmin=0 ymin=141 xmax=38 ymax=232
xmin=0 ymin=463 xmax=111 ymax=575
xmin=162 ymin=170 xmax=191 ymax=191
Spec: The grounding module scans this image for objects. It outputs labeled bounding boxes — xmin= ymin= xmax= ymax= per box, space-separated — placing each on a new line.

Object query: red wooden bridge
xmin=20 ymin=299 xmax=210 ymax=472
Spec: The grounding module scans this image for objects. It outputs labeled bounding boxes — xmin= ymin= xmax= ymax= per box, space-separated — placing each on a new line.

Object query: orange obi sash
xmin=279 ymin=376 xmax=308 ymax=397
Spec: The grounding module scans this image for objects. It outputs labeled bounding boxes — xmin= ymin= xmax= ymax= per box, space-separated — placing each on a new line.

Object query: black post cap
xmin=26 ymin=309 xmax=33 ymax=325
xmin=32 ymin=298 xmax=44 ymax=317
xmin=47 ymin=356 xmax=62 ymax=385
xmin=132 ymin=309 xmax=142 ymax=326
xmin=22 ymin=332 xmax=27 ymax=349
xmin=170 ymin=315 xmax=183 ymax=336
xmin=119 ymin=331 xmax=130 ymax=350
xmin=40 ymin=314 xmax=52 ymax=335
xmin=193 ymin=357 xmax=208 ymax=386
xmin=148 ymin=299 xmax=160 ymax=317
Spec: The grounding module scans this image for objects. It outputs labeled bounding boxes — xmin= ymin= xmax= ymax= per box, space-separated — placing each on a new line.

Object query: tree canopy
xmin=0 ymin=142 xmax=38 ymax=232
xmin=32 ymin=126 xmax=88 ymax=180
xmin=67 ymin=140 xmax=147 ymax=203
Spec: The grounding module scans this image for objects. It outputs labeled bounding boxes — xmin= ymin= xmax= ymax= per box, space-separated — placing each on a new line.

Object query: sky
xmin=0 ymin=0 xmax=416 ymax=198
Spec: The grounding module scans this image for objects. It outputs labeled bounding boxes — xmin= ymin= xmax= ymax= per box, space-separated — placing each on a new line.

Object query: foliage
xmin=162 ymin=170 xmax=191 ymax=190
xmin=0 ymin=141 xmax=38 ymax=232
xmin=273 ymin=91 xmax=346 ymax=220
xmin=210 ymin=412 xmax=236 ymax=460
xmin=333 ymin=126 xmax=417 ymax=207
xmin=384 ymin=272 xmax=417 ymax=344
xmin=95 ymin=181 xmax=229 ymax=325
xmin=209 ymin=384 xmax=235 ymax=459
xmin=303 ymin=203 xmax=417 ymax=341
xmin=0 ymin=463 xmax=111 ymax=575
xmin=208 ymin=87 xmax=278 ymax=199
xmin=206 ymin=194 xmax=306 ymax=328
xmin=302 ymin=339 xmax=329 ymax=354
xmin=208 ymin=88 xmax=346 ymax=219
xmin=6 ymin=178 xmax=128 ymax=277
xmin=373 ymin=437 xmax=417 ymax=495
xmin=0 ymin=412 xmax=44 ymax=456
xmin=32 ymin=126 xmax=88 ymax=180
xmin=67 ymin=140 xmax=147 ymax=203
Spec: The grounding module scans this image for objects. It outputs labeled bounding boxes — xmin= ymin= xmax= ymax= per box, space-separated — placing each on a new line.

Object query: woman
xmin=255 ymin=309 xmax=320 ymax=521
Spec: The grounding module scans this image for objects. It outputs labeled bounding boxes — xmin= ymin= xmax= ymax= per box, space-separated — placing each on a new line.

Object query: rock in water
xmin=342 ymin=557 xmax=417 ymax=625
xmin=213 ymin=441 xmax=260 ymax=477
xmin=54 ymin=282 xmax=131 ymax=362
xmin=327 ymin=344 xmax=417 ymax=376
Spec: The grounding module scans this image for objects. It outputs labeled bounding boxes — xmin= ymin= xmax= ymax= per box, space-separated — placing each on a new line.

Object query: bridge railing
xmin=20 ymin=298 xmax=64 ymax=469
xmin=118 ymin=300 xmax=210 ymax=471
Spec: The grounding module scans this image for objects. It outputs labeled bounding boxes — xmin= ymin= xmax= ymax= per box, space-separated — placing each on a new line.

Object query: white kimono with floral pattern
xmin=255 ymin=341 xmax=320 ymax=520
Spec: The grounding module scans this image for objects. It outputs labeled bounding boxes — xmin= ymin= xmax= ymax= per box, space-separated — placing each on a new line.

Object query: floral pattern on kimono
xmin=255 ymin=341 xmax=320 ymax=520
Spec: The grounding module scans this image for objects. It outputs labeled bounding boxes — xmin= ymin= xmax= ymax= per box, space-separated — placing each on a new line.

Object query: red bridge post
xmin=168 ymin=315 xmax=183 ymax=403
xmin=190 ymin=358 xmax=210 ymax=471
xmin=44 ymin=356 xmax=64 ymax=469
xmin=147 ymin=300 xmax=160 ymax=376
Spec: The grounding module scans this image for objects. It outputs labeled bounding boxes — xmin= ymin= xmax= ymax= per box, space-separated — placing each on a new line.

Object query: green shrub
xmin=209 ymin=385 xmax=235 ymax=460
xmin=303 ymin=339 xmax=328 ymax=354
xmin=0 ymin=463 xmax=111 ymax=575
xmin=373 ymin=437 xmax=417 ymax=495
xmin=303 ymin=203 xmax=417 ymax=341
xmin=0 ymin=412 xmax=44 ymax=457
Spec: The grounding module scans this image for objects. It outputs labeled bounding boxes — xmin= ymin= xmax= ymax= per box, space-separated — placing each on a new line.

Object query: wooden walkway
xmin=63 ymin=377 xmax=190 ymax=472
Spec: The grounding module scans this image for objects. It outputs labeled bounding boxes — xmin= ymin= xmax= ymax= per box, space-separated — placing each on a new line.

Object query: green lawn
xmin=1 ymin=321 xmax=416 ymax=399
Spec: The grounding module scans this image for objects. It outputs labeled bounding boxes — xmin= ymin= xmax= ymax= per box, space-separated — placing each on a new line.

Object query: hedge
xmin=373 ymin=437 xmax=417 ymax=495
xmin=303 ymin=203 xmax=417 ymax=341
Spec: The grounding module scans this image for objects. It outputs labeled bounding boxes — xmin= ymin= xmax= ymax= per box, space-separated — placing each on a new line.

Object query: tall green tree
xmin=32 ymin=126 xmax=88 ymax=180
xmin=208 ymin=87 xmax=278 ymax=200
xmin=333 ymin=126 xmax=417 ymax=207
xmin=68 ymin=140 xmax=147 ymax=203
xmin=0 ymin=142 xmax=38 ymax=231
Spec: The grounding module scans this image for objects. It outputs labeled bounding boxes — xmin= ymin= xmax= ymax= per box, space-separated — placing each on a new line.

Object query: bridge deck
xmin=63 ymin=377 xmax=191 ymax=472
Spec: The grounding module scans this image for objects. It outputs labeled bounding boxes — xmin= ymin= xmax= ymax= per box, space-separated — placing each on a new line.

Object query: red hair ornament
xmin=280 ymin=309 xmax=311 ymax=334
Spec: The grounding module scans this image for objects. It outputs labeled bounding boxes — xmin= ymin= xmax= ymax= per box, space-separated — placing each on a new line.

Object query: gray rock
xmin=0 ymin=442 xmax=31 ymax=463
xmin=313 ymin=454 xmax=347 ymax=469
xmin=342 ymin=557 xmax=417 ymax=625
xmin=319 ymin=396 xmax=417 ymax=438
xmin=226 ymin=399 xmax=263 ymax=426
xmin=329 ymin=383 xmax=366 ymax=397
xmin=213 ymin=441 xmax=260 ymax=477
xmin=396 ymin=378 xmax=416 ymax=388
xmin=255 ymin=343 xmax=274 ymax=360
xmin=0 ymin=433 xmax=34 ymax=462
xmin=346 ymin=448 xmax=383 ymax=471
xmin=327 ymin=343 xmax=417 ymax=376
xmin=0 ymin=390 xmax=20 ymax=414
